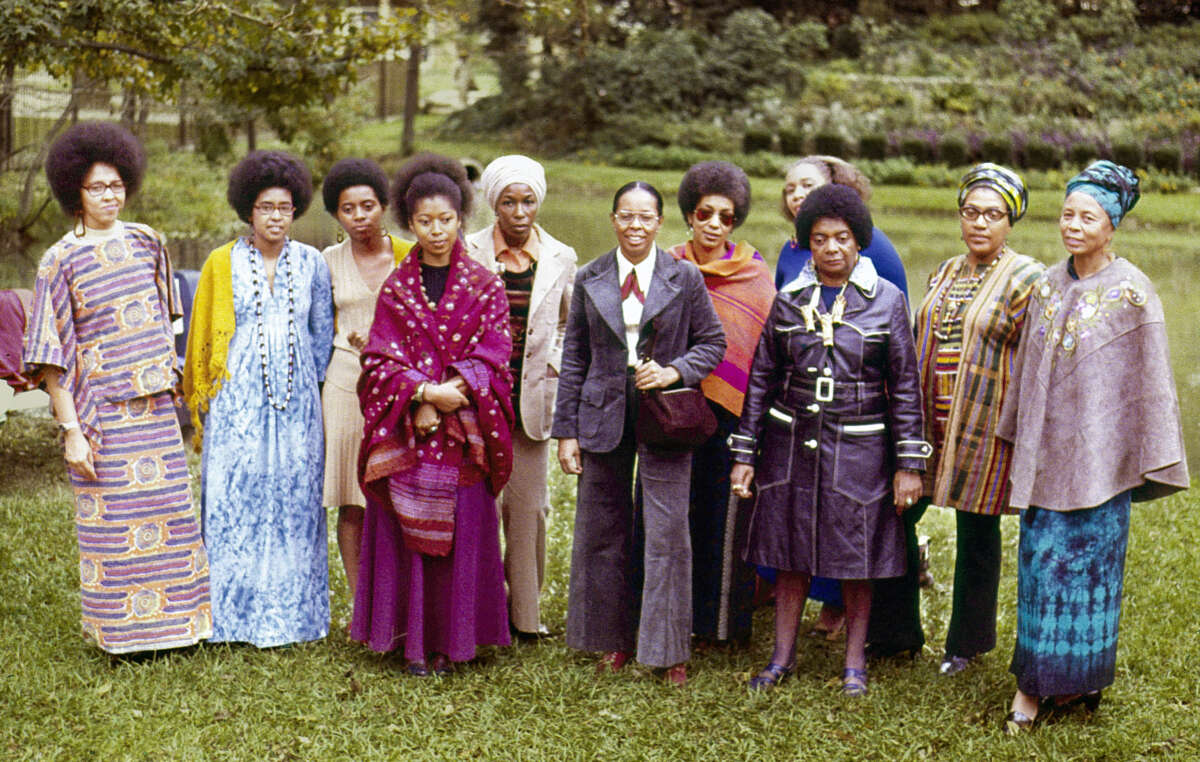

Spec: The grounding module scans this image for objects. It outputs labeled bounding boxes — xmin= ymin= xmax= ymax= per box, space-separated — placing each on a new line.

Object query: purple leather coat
xmin=730 ymin=258 xmax=931 ymax=579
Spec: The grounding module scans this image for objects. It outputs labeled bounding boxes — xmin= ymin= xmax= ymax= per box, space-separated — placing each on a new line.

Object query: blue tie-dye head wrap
xmin=957 ymin=163 xmax=1028 ymax=224
xmin=1065 ymin=160 xmax=1140 ymax=228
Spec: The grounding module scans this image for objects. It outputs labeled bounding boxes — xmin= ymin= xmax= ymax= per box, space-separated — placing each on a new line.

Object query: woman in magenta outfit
xmin=351 ymin=153 xmax=515 ymax=676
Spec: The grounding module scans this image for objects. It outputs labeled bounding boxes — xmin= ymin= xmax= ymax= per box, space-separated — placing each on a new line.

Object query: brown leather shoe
xmin=597 ymin=651 xmax=632 ymax=673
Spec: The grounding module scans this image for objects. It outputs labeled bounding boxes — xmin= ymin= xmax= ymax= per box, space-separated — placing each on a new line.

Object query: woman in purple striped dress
xmin=24 ymin=122 xmax=212 ymax=654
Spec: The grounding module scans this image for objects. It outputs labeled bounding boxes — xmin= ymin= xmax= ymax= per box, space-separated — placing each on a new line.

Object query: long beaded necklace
xmin=247 ymin=237 xmax=298 ymax=411
xmin=932 ymin=249 xmax=1004 ymax=342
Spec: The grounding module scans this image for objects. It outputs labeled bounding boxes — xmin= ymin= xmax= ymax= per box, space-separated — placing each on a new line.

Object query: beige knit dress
xmin=321 ymin=240 xmax=385 ymax=507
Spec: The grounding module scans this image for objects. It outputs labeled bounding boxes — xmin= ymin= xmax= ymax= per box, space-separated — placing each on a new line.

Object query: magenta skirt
xmin=350 ymin=480 xmax=511 ymax=662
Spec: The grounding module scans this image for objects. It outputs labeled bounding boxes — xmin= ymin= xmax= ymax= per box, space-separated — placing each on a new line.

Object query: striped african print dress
xmin=913 ymin=249 xmax=1044 ymax=514
xmin=24 ymin=222 xmax=212 ymax=653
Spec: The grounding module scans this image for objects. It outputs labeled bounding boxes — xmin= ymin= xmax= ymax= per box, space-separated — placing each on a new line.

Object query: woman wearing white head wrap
xmin=467 ymin=155 xmax=577 ymax=639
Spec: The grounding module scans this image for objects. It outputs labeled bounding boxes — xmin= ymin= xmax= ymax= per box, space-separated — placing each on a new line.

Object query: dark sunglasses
xmin=694 ymin=207 xmax=735 ymax=227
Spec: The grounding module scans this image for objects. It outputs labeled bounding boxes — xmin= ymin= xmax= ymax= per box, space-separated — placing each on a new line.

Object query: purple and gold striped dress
xmin=24 ymin=222 xmax=212 ymax=653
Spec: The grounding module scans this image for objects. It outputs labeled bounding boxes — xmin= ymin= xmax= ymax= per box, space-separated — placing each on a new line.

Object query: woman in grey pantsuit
xmin=552 ymin=181 xmax=725 ymax=685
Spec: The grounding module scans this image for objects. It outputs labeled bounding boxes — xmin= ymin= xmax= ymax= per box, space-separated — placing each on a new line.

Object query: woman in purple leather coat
xmin=730 ymin=184 xmax=930 ymax=696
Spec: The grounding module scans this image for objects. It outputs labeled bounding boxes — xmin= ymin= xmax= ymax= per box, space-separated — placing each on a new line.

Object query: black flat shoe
xmin=865 ymin=642 xmax=920 ymax=660
xmin=513 ymin=623 xmax=557 ymax=642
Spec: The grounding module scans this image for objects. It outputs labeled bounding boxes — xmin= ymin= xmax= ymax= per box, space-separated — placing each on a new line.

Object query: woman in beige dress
xmin=320 ymin=158 xmax=412 ymax=596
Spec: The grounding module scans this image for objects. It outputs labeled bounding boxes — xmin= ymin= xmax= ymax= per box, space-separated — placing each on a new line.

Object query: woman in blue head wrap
xmin=996 ymin=161 xmax=1188 ymax=732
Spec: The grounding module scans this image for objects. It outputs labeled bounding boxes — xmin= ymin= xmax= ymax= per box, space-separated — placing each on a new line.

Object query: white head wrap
xmin=480 ymin=154 xmax=546 ymax=211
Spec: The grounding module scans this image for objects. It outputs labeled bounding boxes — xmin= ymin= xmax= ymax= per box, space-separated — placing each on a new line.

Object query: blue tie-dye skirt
xmin=1009 ymin=491 xmax=1131 ymax=697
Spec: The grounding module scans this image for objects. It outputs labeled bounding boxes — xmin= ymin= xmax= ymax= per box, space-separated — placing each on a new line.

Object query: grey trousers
xmin=566 ymin=429 xmax=693 ymax=668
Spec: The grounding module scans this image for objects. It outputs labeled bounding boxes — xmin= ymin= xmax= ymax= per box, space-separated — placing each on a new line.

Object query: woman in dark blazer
xmin=552 ymin=181 xmax=725 ymax=685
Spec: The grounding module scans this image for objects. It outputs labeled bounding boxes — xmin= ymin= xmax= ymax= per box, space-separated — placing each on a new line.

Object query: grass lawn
xmin=0 ymin=411 xmax=1197 ymax=761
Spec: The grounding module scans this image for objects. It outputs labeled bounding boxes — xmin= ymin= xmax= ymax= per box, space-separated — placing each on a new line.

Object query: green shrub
xmin=1112 ymin=142 xmax=1144 ymax=170
xmin=980 ymin=135 xmax=1013 ymax=164
xmin=858 ymin=158 xmax=916 ymax=185
xmin=938 ymin=136 xmax=968 ymax=167
xmin=923 ymin=11 xmax=1006 ymax=45
xmin=743 ymin=129 xmax=773 ymax=154
xmin=858 ymin=133 xmax=888 ymax=160
xmin=1068 ymin=142 xmax=1100 ymax=166
xmin=813 ymin=132 xmax=848 ymax=158
xmin=613 ymin=145 xmax=708 ymax=171
xmin=900 ymin=137 xmax=933 ymax=164
xmin=1023 ymin=139 xmax=1062 ymax=171
xmin=737 ymin=151 xmax=787 ymax=178
xmin=1150 ymin=145 xmax=1182 ymax=173
xmin=778 ymin=128 xmax=805 ymax=156
xmin=913 ymin=164 xmax=961 ymax=188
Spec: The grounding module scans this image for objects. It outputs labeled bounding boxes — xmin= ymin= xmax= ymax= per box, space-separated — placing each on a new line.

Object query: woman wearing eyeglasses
xmin=662 ymin=162 xmax=774 ymax=649
xmin=553 ymin=181 xmax=725 ymax=685
xmin=907 ymin=164 xmax=1044 ymax=676
xmin=184 ymin=150 xmax=334 ymax=647
xmin=25 ymin=122 xmax=212 ymax=654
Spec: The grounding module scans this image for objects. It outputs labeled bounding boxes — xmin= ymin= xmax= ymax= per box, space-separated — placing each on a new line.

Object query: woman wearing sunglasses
xmin=663 ymin=162 xmax=775 ymax=649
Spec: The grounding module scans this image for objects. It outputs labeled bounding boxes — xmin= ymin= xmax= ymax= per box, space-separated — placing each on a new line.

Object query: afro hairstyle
xmin=793 ymin=183 xmax=874 ymax=251
xmin=226 ymin=150 xmax=313 ymax=223
xmin=44 ymin=121 xmax=146 ymax=216
xmin=390 ymin=152 xmax=474 ymax=233
xmin=677 ymin=161 xmax=751 ymax=228
xmin=321 ymin=157 xmax=389 ymax=215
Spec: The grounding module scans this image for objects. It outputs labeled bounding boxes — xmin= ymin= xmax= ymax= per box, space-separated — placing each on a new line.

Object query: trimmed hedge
xmin=813 ymin=132 xmax=849 ymax=157
xmin=980 ymin=135 xmax=1013 ymax=164
xmin=1024 ymin=139 xmax=1062 ymax=171
xmin=743 ymin=129 xmax=773 ymax=154
xmin=938 ymin=136 xmax=967 ymax=166
xmin=859 ymin=133 xmax=888 ymax=160
xmin=779 ymin=128 xmax=805 ymax=156
xmin=1112 ymin=142 xmax=1144 ymax=170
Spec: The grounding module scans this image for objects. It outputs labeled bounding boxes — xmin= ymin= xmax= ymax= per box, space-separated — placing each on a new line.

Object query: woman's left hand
xmin=893 ymin=470 xmax=923 ymax=514
xmin=414 ymin=402 xmax=440 ymax=437
xmin=634 ymin=360 xmax=681 ymax=390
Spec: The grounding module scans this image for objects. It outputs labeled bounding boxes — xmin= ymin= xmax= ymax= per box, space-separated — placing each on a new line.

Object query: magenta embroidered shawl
xmin=358 ymin=241 xmax=514 ymax=556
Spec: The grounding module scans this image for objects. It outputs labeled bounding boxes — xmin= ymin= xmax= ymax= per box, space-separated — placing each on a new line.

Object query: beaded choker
xmin=247 ymin=238 xmax=298 ymax=411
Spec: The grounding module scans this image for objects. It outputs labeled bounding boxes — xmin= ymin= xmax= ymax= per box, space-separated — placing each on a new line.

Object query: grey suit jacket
xmin=551 ymin=247 xmax=726 ymax=453
xmin=466 ymin=224 xmax=578 ymax=441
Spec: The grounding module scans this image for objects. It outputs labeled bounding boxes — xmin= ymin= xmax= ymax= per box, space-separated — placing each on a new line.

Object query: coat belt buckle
xmin=815 ymin=377 xmax=834 ymax=402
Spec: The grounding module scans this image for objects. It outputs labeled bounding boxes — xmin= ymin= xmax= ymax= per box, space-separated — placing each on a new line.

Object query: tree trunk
xmin=246 ymin=119 xmax=257 ymax=151
xmin=402 ymin=41 xmax=420 ymax=156
xmin=0 ymin=63 xmax=14 ymax=171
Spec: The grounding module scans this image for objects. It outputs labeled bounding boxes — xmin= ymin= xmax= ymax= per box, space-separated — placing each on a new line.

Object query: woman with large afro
xmin=184 ymin=150 xmax=334 ymax=647
xmin=352 ymin=153 xmax=515 ymax=675
xmin=659 ymin=161 xmax=774 ymax=649
xmin=25 ymin=122 xmax=213 ymax=653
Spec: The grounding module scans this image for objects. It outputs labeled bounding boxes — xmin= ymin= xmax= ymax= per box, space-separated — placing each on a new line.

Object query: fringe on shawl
xmin=182 ymin=241 xmax=236 ymax=451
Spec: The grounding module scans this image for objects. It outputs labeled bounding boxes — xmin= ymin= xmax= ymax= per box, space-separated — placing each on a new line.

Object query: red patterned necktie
xmin=621 ymin=270 xmax=645 ymax=304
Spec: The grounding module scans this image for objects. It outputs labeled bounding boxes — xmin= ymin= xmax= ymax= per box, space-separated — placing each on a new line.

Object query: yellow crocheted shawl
xmin=182 ymin=240 xmax=236 ymax=451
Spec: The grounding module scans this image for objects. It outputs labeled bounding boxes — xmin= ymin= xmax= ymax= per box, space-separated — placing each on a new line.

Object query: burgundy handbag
xmin=636 ymin=386 xmax=717 ymax=450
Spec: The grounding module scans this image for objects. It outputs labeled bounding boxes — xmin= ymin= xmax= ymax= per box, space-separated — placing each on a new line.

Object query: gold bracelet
xmin=414 ymin=383 xmax=426 ymax=404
